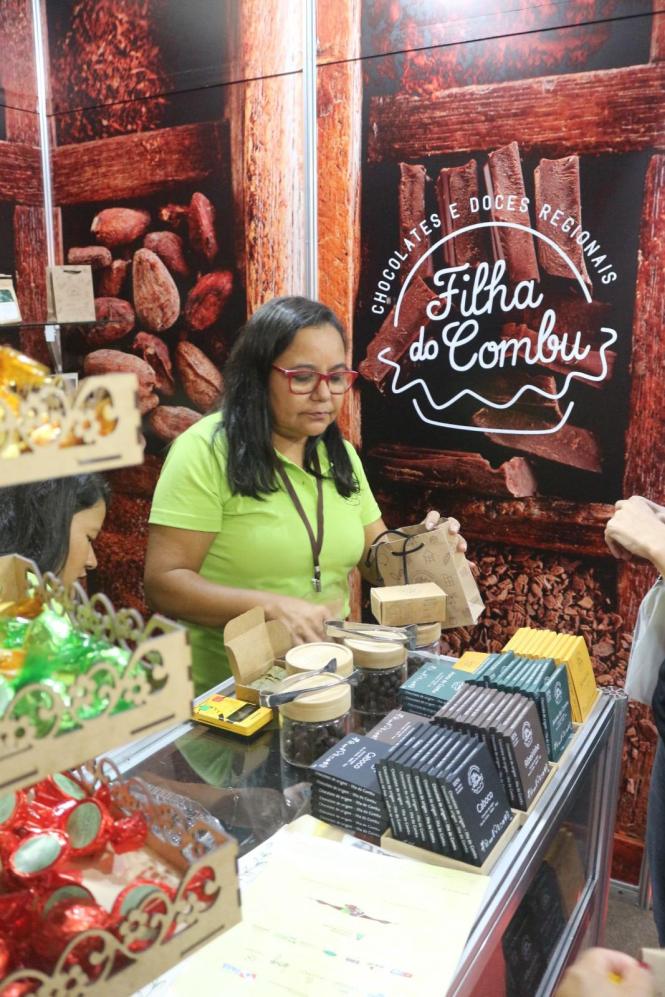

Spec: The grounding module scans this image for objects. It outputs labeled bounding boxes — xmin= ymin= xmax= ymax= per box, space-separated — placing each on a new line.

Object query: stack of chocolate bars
xmin=398 ymin=659 xmax=469 ymax=716
xmin=461 ymin=649 xmax=574 ymax=762
xmin=433 ymin=686 xmax=551 ymax=811
xmin=375 ymin=725 xmax=513 ymax=866
xmin=503 ymin=628 xmax=598 ymax=724
xmin=310 ymin=733 xmax=390 ymax=837
xmin=503 ymin=861 xmax=568 ymax=997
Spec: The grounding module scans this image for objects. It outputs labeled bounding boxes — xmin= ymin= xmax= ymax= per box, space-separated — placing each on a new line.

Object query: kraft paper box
xmin=224 ymin=606 xmax=292 ymax=704
xmin=370 ymin=582 xmax=446 ymax=627
xmin=46 ymin=264 xmax=96 ymax=323
xmin=0 ymin=275 xmax=21 ymax=325
xmin=374 ymin=522 xmax=484 ymax=629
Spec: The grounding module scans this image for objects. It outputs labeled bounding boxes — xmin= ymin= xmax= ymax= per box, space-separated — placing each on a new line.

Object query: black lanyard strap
xmin=276 ymin=454 xmax=324 ymax=592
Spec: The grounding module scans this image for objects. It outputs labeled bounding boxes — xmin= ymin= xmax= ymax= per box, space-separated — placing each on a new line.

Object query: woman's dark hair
xmin=0 ymin=473 xmax=110 ymax=574
xmin=217 ymin=296 xmax=359 ymax=498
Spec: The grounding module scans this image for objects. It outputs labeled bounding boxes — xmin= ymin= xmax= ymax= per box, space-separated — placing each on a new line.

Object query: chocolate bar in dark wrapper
xmin=367 ymin=709 xmax=429 ymax=746
xmin=440 ymin=738 xmax=513 ymax=866
xmin=311 ymin=734 xmax=390 ymax=835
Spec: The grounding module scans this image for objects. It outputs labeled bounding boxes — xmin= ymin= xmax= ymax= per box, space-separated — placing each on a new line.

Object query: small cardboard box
xmin=370 ymin=582 xmax=446 ymax=627
xmin=224 ymin=606 xmax=292 ymax=704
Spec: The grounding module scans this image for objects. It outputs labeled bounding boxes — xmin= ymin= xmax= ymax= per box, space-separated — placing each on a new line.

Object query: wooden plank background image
xmin=317 ymin=1 xmax=665 ymax=855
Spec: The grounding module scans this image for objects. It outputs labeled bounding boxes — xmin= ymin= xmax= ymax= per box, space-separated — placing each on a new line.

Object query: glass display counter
xmin=109 ymin=682 xmax=627 ymax=996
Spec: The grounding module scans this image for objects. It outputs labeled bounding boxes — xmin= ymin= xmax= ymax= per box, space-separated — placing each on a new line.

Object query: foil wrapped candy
xmin=0 ymin=602 xmax=146 ymax=735
xmin=0 ymin=773 xmax=154 ymax=978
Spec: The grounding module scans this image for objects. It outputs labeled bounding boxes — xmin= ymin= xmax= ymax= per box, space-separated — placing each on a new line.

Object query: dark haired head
xmin=218 ymin=296 xmax=359 ymax=498
xmin=0 ymin=473 xmax=110 ymax=575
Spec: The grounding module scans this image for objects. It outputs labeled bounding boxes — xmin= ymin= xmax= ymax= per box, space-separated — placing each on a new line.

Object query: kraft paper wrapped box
xmin=370 ymin=582 xmax=446 ymax=627
xmin=373 ymin=522 xmax=484 ymax=629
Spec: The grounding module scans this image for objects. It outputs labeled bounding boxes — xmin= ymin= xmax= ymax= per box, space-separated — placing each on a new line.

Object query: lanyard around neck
xmin=276 ymin=454 xmax=324 ymax=592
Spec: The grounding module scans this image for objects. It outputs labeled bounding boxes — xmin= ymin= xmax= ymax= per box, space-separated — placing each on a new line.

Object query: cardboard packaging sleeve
xmin=224 ymin=606 xmax=292 ymax=704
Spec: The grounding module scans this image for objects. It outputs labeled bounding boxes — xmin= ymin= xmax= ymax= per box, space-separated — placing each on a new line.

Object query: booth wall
xmin=316 ymin=0 xmax=665 ymax=862
xmin=0 ymin=0 xmax=48 ymax=360
xmin=0 ymin=0 xmax=662 ymax=871
xmin=37 ymin=0 xmax=306 ymax=614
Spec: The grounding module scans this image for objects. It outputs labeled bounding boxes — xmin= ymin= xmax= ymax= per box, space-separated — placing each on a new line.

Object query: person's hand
xmin=605 ymin=495 xmax=665 ymax=570
xmin=638 ymin=496 xmax=665 ymax=523
xmin=265 ymin=594 xmax=331 ymax=644
xmin=423 ymin=511 xmax=468 ymax=554
xmin=555 ymin=947 xmax=654 ymax=997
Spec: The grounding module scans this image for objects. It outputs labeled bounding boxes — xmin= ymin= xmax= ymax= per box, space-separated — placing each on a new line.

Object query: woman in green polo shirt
xmin=145 ymin=296 xmax=464 ymax=695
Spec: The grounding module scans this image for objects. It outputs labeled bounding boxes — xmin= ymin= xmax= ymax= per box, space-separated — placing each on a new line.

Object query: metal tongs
xmin=259 ymin=657 xmax=363 ymax=709
xmin=325 ymin=619 xmax=418 ymax=651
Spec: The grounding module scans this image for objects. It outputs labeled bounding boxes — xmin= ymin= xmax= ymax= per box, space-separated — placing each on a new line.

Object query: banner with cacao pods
xmin=0 ymin=0 xmax=306 ymax=620
xmin=316 ymin=0 xmax=662 ymax=860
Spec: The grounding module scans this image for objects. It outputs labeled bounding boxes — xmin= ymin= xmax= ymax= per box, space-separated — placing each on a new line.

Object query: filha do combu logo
xmin=371 ymin=191 xmax=617 ymax=437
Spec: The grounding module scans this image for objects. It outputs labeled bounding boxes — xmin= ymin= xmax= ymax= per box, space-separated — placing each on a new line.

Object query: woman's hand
xmin=605 ymin=496 xmax=665 ymax=573
xmin=637 ymin=496 xmax=665 ymax=523
xmin=423 ymin=511 xmax=468 ymax=554
xmin=555 ymin=947 xmax=654 ymax=997
xmin=265 ymin=594 xmax=332 ymax=645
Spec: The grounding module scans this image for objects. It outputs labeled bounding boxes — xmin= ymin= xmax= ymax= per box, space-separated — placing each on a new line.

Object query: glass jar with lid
xmin=284 ymin=641 xmax=353 ymax=678
xmin=344 ymin=637 xmax=407 ymax=734
xmin=407 ymin=622 xmax=442 ymax=677
xmin=279 ymin=673 xmax=352 ymax=768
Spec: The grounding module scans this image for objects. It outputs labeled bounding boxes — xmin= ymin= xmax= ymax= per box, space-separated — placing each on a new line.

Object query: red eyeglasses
xmin=271 ymin=365 xmax=359 ymax=395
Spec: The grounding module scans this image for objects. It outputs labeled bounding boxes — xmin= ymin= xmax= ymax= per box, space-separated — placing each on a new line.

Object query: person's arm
xmin=605 ymin=496 xmax=665 ymax=575
xmin=144 ymin=523 xmax=334 ymax=643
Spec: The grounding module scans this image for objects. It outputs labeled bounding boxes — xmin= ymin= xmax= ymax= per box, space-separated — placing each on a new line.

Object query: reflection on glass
xmin=124 ymin=723 xmax=311 ymax=856
xmin=501 ymin=770 xmax=592 ymax=996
